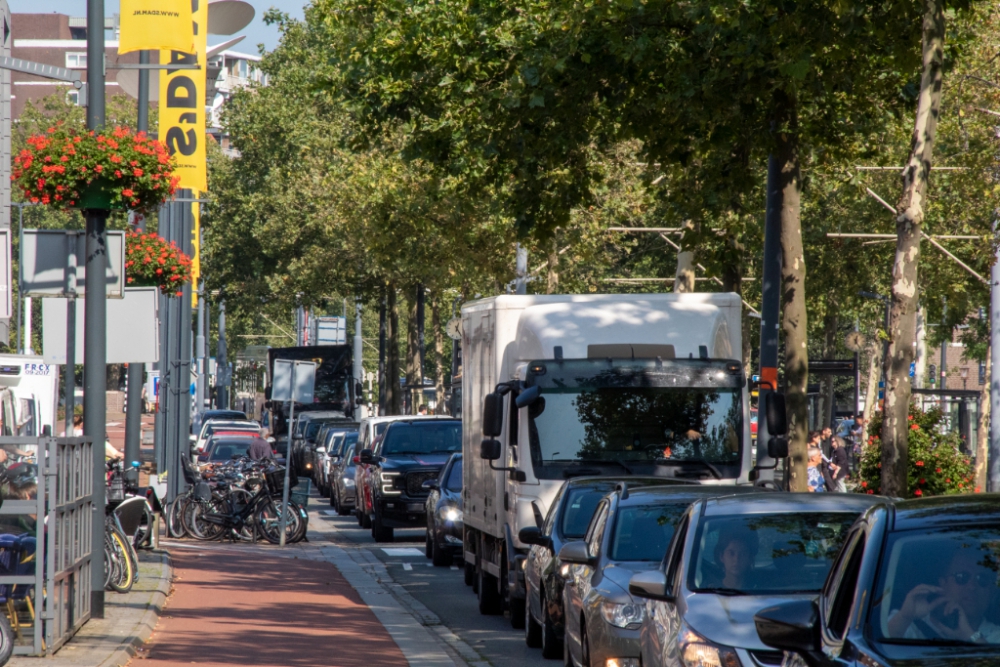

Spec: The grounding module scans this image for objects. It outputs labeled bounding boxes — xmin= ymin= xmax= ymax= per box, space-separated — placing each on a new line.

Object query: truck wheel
xmin=465 ymin=562 xmax=475 ymax=587
xmin=525 ymin=590 xmax=542 ymax=648
xmin=330 ymin=487 xmax=338 ymax=508
xmin=372 ymin=509 xmax=393 ymax=542
xmin=541 ymin=598 xmax=563 ymax=659
xmin=509 ymin=593 xmax=526 ymax=629
xmin=478 ymin=564 xmax=502 ymax=615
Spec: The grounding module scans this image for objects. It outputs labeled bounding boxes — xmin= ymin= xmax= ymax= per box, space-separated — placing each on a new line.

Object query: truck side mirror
xmin=480 ymin=438 xmax=502 ymax=461
xmin=359 ymin=449 xmax=373 ymax=464
xmin=767 ymin=436 xmax=789 ymax=459
xmin=482 ymin=393 xmax=504 ymax=436
xmin=515 ymin=386 xmax=540 ymax=408
xmin=766 ymin=393 xmax=788 ymax=436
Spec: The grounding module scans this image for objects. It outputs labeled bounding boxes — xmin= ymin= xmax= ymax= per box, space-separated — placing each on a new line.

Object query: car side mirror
xmin=558 ymin=541 xmax=595 ymax=566
xmin=421 ymin=479 xmax=439 ymax=491
xmin=518 ymin=526 xmax=551 ymax=549
xmin=359 ymin=449 xmax=373 ymax=464
xmin=765 ymin=392 xmax=788 ymax=436
xmin=482 ymin=393 xmax=504 ymax=436
xmin=767 ymin=437 xmax=789 ymax=459
xmin=316 ymin=447 xmax=326 ymax=454
xmin=189 ymin=434 xmax=197 ymax=442
xmin=628 ymin=570 xmax=672 ymax=601
xmin=267 ymin=437 xmax=276 ymax=444
xmin=480 ymin=438 xmax=501 ymax=461
xmin=754 ymin=600 xmax=821 ymax=655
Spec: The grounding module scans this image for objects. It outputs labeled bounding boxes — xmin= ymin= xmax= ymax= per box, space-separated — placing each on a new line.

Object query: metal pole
xmin=23 ymin=296 xmax=32 ymax=354
xmin=16 ymin=206 xmax=22 ymax=354
xmin=84 ymin=0 xmax=107 ymax=619
xmin=217 ymin=299 xmax=228 ymax=408
xmin=941 ymin=299 xmax=948 ymax=414
xmin=124 ymin=55 xmax=149 ymax=471
xmin=515 ymin=244 xmax=528 ymax=295
xmin=64 ymin=233 xmax=78 ymax=437
xmin=756 ymin=155 xmax=782 ymax=479
xmin=278 ymin=362 xmax=296 ymax=547
xmin=416 ymin=285 xmax=425 ymax=378
xmin=378 ymin=291 xmax=386 ymax=416
xmin=354 ymin=297 xmax=364 ymax=419
xmin=196 ymin=281 xmax=205 ymax=412
xmin=990 ymin=229 xmax=1000 ymax=490
xmin=854 ymin=320 xmax=861 ymax=419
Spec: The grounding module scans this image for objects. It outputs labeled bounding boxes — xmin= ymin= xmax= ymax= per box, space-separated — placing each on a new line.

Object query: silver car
xmin=629 ymin=493 xmax=883 ymax=667
xmin=559 ymin=485 xmax=765 ymax=667
xmin=331 ymin=432 xmax=360 ymax=515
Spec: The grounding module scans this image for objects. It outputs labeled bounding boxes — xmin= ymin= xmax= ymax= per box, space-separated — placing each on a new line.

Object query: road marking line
xmin=402 ymin=563 xmax=413 ymax=571
xmin=450 ymin=565 xmax=459 ymax=570
xmin=382 ymin=547 xmax=425 ymax=557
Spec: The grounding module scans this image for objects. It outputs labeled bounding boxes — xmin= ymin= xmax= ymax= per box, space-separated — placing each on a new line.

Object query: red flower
xmin=935 ymin=467 xmax=942 ymax=473
xmin=867 ymin=490 xmax=874 ymax=495
xmin=919 ymin=478 xmax=926 ymax=484
xmin=94 ymin=165 xmax=102 ymax=173
xmin=914 ymin=489 xmax=923 ymax=497
xmin=155 ymin=268 xmax=163 ymax=275
xmin=910 ymin=424 xmax=919 ymax=430
xmin=861 ymin=481 xmax=868 ymax=488
xmin=915 ymin=461 xmax=924 ymax=467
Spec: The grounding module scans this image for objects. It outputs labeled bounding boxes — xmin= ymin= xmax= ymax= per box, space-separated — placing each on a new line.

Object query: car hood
xmin=600 ymin=561 xmax=660 ymax=601
xmin=381 ymin=453 xmax=454 ymax=469
xmin=442 ymin=488 xmax=463 ymax=508
xmin=685 ymin=592 xmax=817 ymax=650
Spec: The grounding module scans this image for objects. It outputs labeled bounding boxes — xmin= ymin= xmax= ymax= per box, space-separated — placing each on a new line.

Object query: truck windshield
xmin=524 ymin=359 xmax=744 ymax=479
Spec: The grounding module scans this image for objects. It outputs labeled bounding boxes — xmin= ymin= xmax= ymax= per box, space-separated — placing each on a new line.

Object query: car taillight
xmin=352 ymin=456 xmax=359 ymax=463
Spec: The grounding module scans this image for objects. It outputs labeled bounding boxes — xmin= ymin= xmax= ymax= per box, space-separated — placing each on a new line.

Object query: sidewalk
xmin=9 ymin=550 xmax=171 ymax=667
xmin=137 ymin=545 xmax=408 ymax=667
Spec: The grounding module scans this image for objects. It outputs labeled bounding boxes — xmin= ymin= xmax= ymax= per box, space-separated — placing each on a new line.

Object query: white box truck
xmin=461 ymin=292 xmax=758 ymax=619
xmin=0 ymin=354 xmax=59 ymax=439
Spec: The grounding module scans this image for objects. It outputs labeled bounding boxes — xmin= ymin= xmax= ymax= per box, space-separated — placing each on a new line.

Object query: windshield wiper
xmin=550 ymin=459 xmax=634 ymax=474
xmin=696 ymin=587 xmax=744 ymax=596
xmin=655 ymin=457 xmax=721 ymax=480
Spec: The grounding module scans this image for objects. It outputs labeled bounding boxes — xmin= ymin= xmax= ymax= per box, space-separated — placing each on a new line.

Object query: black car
xmin=360 ymin=419 xmax=462 ymax=542
xmin=755 ymin=494 xmax=1000 ymax=667
xmin=424 ymin=453 xmax=463 ymax=566
xmin=198 ymin=436 xmax=265 ymax=464
xmin=519 ymin=476 xmax=693 ymax=657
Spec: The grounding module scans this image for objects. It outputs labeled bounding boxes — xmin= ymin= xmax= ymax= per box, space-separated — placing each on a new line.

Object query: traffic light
xmin=929 ymin=364 xmax=936 ymax=384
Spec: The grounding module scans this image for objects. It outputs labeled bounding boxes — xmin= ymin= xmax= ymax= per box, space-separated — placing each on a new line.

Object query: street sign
xmin=809 ymin=359 xmax=857 ymax=375
xmin=40 ymin=287 xmax=159 ymax=364
xmin=20 ymin=229 xmax=125 ymax=298
xmin=271 ymin=359 xmax=316 ymax=403
xmin=909 ymin=362 xmax=915 ymax=378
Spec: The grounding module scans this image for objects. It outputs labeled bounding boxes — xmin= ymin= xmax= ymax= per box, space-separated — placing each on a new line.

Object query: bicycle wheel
xmin=226 ymin=489 xmax=255 ymax=541
xmin=108 ymin=528 xmax=135 ymax=593
xmin=256 ymin=497 xmax=299 ymax=544
xmin=289 ymin=503 xmax=308 ymax=543
xmin=134 ymin=503 xmax=156 ymax=550
xmin=184 ymin=498 xmax=226 ymax=541
xmin=0 ymin=608 xmax=13 ymax=664
xmin=166 ymin=496 xmax=188 ymax=538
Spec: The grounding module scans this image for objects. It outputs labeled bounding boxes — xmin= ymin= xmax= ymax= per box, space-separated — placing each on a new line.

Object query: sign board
xmin=40 ymin=286 xmax=159 ymax=364
xmin=0 ymin=229 xmax=10 ymax=320
xmin=271 ymin=359 xmax=316 ymax=403
xmin=313 ymin=316 xmax=346 ymax=345
xmin=146 ymin=370 xmax=160 ymax=399
xmin=20 ymin=229 xmax=126 ymax=298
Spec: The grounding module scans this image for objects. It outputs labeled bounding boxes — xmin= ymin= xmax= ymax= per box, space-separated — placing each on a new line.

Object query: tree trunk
xmin=774 ymin=90 xmax=809 ymax=493
xmin=431 ymin=296 xmax=445 ymax=414
xmin=674 ymin=222 xmax=696 ymax=293
xmin=386 ymin=285 xmax=402 ymax=415
xmin=720 ymin=239 xmax=751 ymax=374
xmin=881 ymin=0 xmax=945 ymax=498
xmin=406 ymin=287 xmax=422 ymax=414
xmin=976 ymin=348 xmax=990 ymax=492
xmin=862 ymin=342 xmax=882 ymax=443
xmin=547 ymin=238 xmax=560 ymax=294
xmin=820 ymin=313 xmax=838 ymax=430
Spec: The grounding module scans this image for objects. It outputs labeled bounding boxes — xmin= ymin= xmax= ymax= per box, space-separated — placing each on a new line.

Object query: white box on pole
xmin=271 ymin=359 xmax=316 ymax=403
xmin=20 ymin=229 xmax=125 ymax=298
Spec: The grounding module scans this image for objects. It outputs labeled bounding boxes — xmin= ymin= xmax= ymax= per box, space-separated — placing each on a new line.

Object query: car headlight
xmin=679 ymin=628 xmax=739 ymax=667
xmin=441 ymin=506 xmax=463 ymax=523
xmin=380 ymin=471 xmax=401 ymax=495
xmin=600 ymin=600 xmax=645 ymax=629
xmin=343 ymin=477 xmax=355 ymax=487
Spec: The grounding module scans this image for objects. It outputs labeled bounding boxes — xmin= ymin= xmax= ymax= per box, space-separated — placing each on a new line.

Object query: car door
xmin=529 ymin=486 xmax=563 ymax=624
xmin=565 ymin=500 xmax=610 ymax=660
xmin=645 ymin=511 xmax=691 ymax=667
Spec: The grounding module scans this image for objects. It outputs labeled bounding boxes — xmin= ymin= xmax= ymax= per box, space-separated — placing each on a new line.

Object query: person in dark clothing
xmin=247 ymin=438 xmax=273 ymax=461
xmin=829 ymin=436 xmax=850 ymax=492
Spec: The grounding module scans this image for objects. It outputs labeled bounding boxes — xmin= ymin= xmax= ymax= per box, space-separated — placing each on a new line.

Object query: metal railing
xmin=0 ymin=435 xmax=93 ymax=655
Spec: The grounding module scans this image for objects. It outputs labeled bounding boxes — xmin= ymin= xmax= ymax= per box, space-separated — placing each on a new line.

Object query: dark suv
xmin=360 ymin=419 xmax=462 ymax=542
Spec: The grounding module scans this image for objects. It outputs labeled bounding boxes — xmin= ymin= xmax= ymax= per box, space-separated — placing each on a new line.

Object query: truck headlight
xmin=679 ymin=628 xmax=739 ymax=667
xmin=380 ymin=472 xmax=401 ymax=495
xmin=600 ymin=601 xmax=645 ymax=629
xmin=441 ymin=506 xmax=463 ymax=523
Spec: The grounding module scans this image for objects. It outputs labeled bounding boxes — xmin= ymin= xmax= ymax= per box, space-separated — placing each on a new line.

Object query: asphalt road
xmin=316 ymin=508 xmax=551 ymax=667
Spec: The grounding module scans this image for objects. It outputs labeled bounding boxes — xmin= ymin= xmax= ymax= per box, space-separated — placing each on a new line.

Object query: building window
xmin=239 ymin=59 xmax=247 ymax=78
xmin=66 ymin=90 xmax=79 ymax=106
xmin=66 ymin=52 xmax=87 ymax=69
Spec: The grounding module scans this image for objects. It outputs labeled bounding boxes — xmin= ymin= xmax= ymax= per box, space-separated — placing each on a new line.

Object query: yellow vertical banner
xmin=159 ymin=0 xmax=207 ymax=305
xmin=119 ymin=0 xmax=194 ymax=55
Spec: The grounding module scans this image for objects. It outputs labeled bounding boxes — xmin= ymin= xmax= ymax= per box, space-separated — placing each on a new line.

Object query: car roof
xmin=205 ymin=420 xmax=256 ymax=427
xmin=562 ymin=475 xmax=689 ymax=490
xmin=890 ymin=494 xmax=1000 ymax=531
xmin=383 ymin=419 xmax=460 ymax=428
xmin=701 ymin=492 xmax=885 ymax=516
xmin=297 ymin=412 xmax=345 ymax=421
xmin=618 ymin=484 xmax=768 ymax=507
xmin=363 ymin=415 xmax=455 ymax=425
xmin=208 ymin=430 xmax=259 ymax=438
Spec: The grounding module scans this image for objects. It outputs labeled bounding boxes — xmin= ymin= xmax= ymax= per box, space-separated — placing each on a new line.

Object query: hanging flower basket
xmin=12 ymin=123 xmax=179 ymax=214
xmin=125 ymin=231 xmax=193 ymax=297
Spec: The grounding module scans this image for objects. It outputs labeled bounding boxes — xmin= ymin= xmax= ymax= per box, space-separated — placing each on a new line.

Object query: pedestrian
xmin=247 ymin=437 xmax=273 ymax=461
xmin=807 ymin=445 xmax=827 ymax=492
xmin=418 ymin=404 xmax=429 ymax=415
xmin=820 ymin=426 xmax=834 ymax=458
xmin=829 ymin=436 xmax=850 ymax=492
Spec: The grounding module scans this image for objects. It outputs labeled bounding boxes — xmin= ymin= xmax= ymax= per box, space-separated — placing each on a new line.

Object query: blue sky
xmin=8 ymin=1 xmax=306 ymax=53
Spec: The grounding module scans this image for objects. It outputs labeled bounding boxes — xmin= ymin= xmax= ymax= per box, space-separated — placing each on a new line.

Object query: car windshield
xmin=525 ymin=359 xmax=743 ymax=480
xmin=305 ymin=420 xmax=336 ymax=441
xmin=689 ymin=512 xmax=856 ymax=594
xmin=445 ymin=459 xmax=463 ymax=491
xmin=206 ymin=411 xmax=246 ymax=421
xmin=610 ymin=503 xmax=691 ymax=561
xmin=872 ymin=526 xmax=1000 ymax=646
xmin=340 ymin=434 xmax=358 ymax=457
xmin=207 ymin=439 xmax=254 ymax=461
xmin=561 ymin=486 xmax=618 ymax=539
xmin=203 ymin=422 xmax=256 ymax=438
xmin=380 ymin=422 xmax=461 ymax=456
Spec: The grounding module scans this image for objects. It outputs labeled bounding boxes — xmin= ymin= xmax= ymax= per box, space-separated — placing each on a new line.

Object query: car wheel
xmin=432 ymin=531 xmax=452 ymax=567
xmin=563 ymin=630 xmax=573 ymax=667
xmin=541 ymin=595 xmax=562 ymax=659
xmin=330 ymin=486 xmax=338 ymax=508
xmin=581 ymin=622 xmax=591 ymax=667
xmin=478 ymin=562 xmax=502 ymax=615
xmin=355 ymin=500 xmax=364 ymax=527
xmin=525 ymin=586 xmax=542 ymax=648
xmin=372 ymin=508 xmax=393 ymax=542
xmin=465 ymin=562 xmax=475 ymax=587
xmin=509 ymin=592 xmax=526 ymax=629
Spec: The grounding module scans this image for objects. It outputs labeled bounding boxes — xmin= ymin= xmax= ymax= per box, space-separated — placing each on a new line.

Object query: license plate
xmin=407 ymin=503 xmax=424 ymax=512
